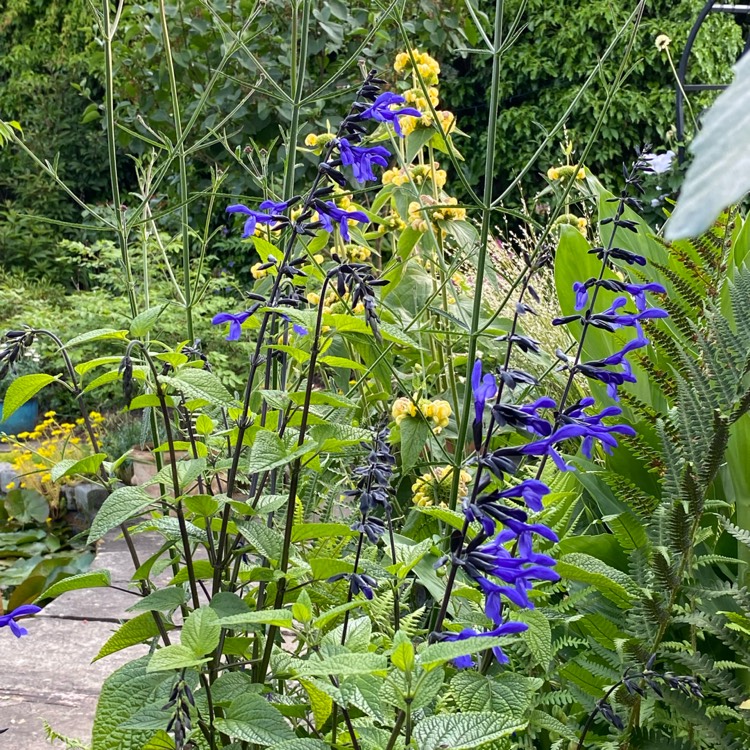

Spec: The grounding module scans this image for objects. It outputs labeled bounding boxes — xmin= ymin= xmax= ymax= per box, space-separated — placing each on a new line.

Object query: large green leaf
xmin=162 ymin=367 xmax=236 ymax=408
xmin=4 ymin=489 xmax=49 ymax=525
xmin=181 ymin=606 xmax=221 ymax=656
xmin=51 ymin=454 xmax=107 ymax=482
xmin=38 ymin=570 xmax=111 ymax=601
xmin=94 ymin=612 xmax=166 ymax=661
xmin=147 ymin=643 xmax=210 ymax=673
xmin=294 ymin=652 xmax=387 ymax=677
xmin=556 ymin=552 xmax=636 ymax=607
xmin=219 ymin=609 xmax=293 ymax=628
xmin=91 ymin=656 xmax=173 ymax=750
xmin=399 ymin=415 xmax=432 ymax=471
xmin=88 ymin=486 xmax=154 ymax=542
xmin=413 ymin=711 xmax=527 ymax=750
xmin=450 ymin=672 xmax=538 ymax=717
xmin=247 ymin=430 xmax=311 ymax=474
xmin=2 ymin=373 xmax=59 ymax=421
xmin=127 ymin=587 xmax=187 ymax=615
xmin=214 ymin=693 xmax=296 ymax=746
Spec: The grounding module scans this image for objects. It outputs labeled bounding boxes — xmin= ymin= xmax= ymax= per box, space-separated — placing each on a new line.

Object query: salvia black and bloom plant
xmin=4 ymin=8 xmax=750 ymax=749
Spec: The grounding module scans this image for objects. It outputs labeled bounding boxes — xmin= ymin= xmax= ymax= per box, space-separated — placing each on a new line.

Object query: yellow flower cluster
xmin=394 ymin=50 xmax=441 ymax=85
xmin=341 ymin=244 xmax=372 ymax=263
xmin=3 ymin=411 xmax=101 ymax=516
xmin=412 ymin=466 xmax=471 ymax=508
xmin=408 ymin=194 xmax=466 ymax=233
xmin=304 ymin=132 xmax=336 ymax=151
xmin=400 ymin=109 xmax=456 ymax=138
xmin=392 ymin=397 xmax=452 ymax=433
xmin=404 ymin=86 xmax=440 ymax=112
xmin=251 ymin=262 xmax=271 ymax=280
xmin=553 ymin=213 xmax=588 ymax=234
xmin=382 ymin=162 xmax=447 ymax=189
xmin=547 ymin=165 xmax=586 ymax=181
xmin=375 ymin=211 xmax=406 ymax=235
xmin=307 ymin=290 xmax=365 ymax=316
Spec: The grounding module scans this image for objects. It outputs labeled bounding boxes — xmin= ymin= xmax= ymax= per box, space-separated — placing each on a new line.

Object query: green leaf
xmin=169 ymin=559 xmax=215 ymax=584
xmin=4 ymin=488 xmax=49 ymax=525
xmin=514 ymin=609 xmax=552 ymax=669
xmin=318 ymin=355 xmax=366 ymax=371
xmin=214 ymin=693 xmax=296 ymax=746
xmin=2 ymin=374 xmax=59 ymax=421
xmin=219 ymin=609 xmax=293 ymax=628
xmin=291 ymin=523 xmax=354 ymax=542
xmin=91 ymin=656 xmax=173 ymax=750
xmin=294 ymin=652 xmax=387 ymax=677
xmin=148 ymin=458 xmax=207 ymax=491
xmin=130 ymin=304 xmax=169 ymax=337
xmin=556 ymin=553 xmax=636 ymax=607
xmin=147 ymin=644 xmax=210 ymax=672
xmin=163 ymin=368 xmax=236 ymax=408
xmin=450 ymin=672 xmax=538 ymax=716
xmin=38 ymin=570 xmax=111 ymax=601
xmin=399 ymin=415 xmax=432 ymax=471
xmin=418 ymin=636 xmax=518 ymax=671
xmin=604 ymin=512 xmax=649 ymax=552
xmin=88 ymin=486 xmax=155 ymax=543
xmin=181 ymin=606 xmax=221 ymax=656
xmin=247 ymin=430 xmax=311 ymax=474
xmin=269 ymin=738 xmax=328 ymax=749
xmin=127 ymin=587 xmax=187 ymax=614
xmin=413 ymin=711 xmax=527 ymax=750
xmin=391 ymin=630 xmax=415 ymax=672
xmin=94 ymin=612 xmax=166 ymax=661
xmin=51 ymin=453 xmax=107 ymax=482
xmin=65 ymin=328 xmax=129 ymax=348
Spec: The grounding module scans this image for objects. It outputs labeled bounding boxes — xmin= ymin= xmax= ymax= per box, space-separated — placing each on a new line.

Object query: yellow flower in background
xmin=431 ymin=400 xmax=452 ymax=433
xmin=547 ymin=167 xmax=560 ymax=181
xmin=548 ymin=164 xmax=585 ymax=182
xmin=412 ymin=466 xmax=471 ymax=507
xmin=342 ymin=244 xmax=372 ymax=263
xmin=392 ymin=397 xmax=416 ymax=425
xmin=577 ymin=167 xmax=586 ymax=180
xmin=5 ymin=481 xmax=15 ymax=490
xmin=394 ymin=50 xmax=440 ymax=85
xmin=251 ymin=262 xmax=270 ymax=280
xmin=43 ymin=411 xmax=56 ymax=418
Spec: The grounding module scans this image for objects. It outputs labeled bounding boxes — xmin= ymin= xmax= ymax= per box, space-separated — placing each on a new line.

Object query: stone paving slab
xmin=0 ymin=618 xmax=148 ymax=749
xmin=0 ymin=529 xmax=164 ymax=749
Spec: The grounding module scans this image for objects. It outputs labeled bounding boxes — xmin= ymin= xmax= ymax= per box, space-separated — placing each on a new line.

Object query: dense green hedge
xmin=0 ymin=0 xmax=744 ymax=278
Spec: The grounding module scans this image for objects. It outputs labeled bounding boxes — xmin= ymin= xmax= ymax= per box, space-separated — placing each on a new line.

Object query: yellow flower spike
xmin=307 ymin=292 xmax=321 ymax=305
xmin=304 ymin=133 xmax=318 ymax=147
xmin=41 ymin=473 xmax=52 ymax=483
xmin=391 ymin=397 xmax=413 ymax=425
xmin=17 ymin=432 xmax=29 ymax=439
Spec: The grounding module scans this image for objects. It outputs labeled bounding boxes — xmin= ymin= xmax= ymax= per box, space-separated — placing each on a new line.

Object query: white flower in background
xmin=643 ymin=150 xmax=675 ymax=174
xmin=656 ymin=34 xmax=672 ymax=51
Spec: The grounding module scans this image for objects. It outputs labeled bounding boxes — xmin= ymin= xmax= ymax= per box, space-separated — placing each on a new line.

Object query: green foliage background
xmin=0 ymin=0 xmax=744 ymax=276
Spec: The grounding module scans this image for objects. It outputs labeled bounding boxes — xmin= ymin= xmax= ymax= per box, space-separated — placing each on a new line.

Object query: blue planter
xmin=0 ymin=399 xmax=39 ymax=436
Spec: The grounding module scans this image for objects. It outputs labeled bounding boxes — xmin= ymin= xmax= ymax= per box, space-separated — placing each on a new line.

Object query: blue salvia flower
xmin=226 ymin=204 xmax=281 ymax=238
xmin=492 ymin=396 xmax=555 ymax=437
xmin=495 ymin=478 xmax=550 ymax=512
xmin=434 ymin=622 xmax=529 ymax=667
xmin=0 ymin=604 xmax=41 ymax=637
xmin=471 ymin=359 xmax=498 ymax=446
xmin=315 ymin=201 xmax=370 ymax=242
xmin=356 ymin=92 xmax=421 ymax=137
xmin=211 ymin=309 xmax=253 ymax=341
xmin=338 ymin=138 xmax=391 ymax=183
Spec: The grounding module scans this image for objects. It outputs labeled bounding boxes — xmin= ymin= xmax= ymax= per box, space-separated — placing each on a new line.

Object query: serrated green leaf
xmin=147 ymin=644 xmax=210 ymax=672
xmin=162 ymin=368 xmax=236 ymax=408
xmin=127 ymin=587 xmax=187 ymax=615
xmin=450 ymin=672 xmax=537 ymax=717
xmin=247 ymin=431 xmax=311 ymax=474
xmin=219 ymin=609 xmax=293 ymax=628
xmin=391 ymin=630 xmax=415 ymax=672
xmin=65 ymin=328 xmax=128 ymax=348
xmin=214 ymin=693 xmax=296 ymax=745
xmin=91 ymin=656 xmax=173 ymax=750
xmin=130 ymin=304 xmax=169 ymax=337
xmin=556 ymin=553 xmax=635 ymax=607
xmin=291 ymin=522 xmax=354 ymax=543
xmin=94 ymin=612 xmax=166 ymax=662
xmin=514 ymin=609 xmax=552 ymax=669
xmin=169 ymin=559 xmax=215 ymax=584
xmin=148 ymin=458 xmax=206 ymax=491
xmin=2 ymin=374 xmax=60 ymax=421
xmin=399 ymin=415 xmax=432 ymax=471
xmin=294 ymin=652 xmax=387 ymax=677
xmin=51 ymin=453 xmax=107 ymax=482
xmin=38 ymin=570 xmax=111 ymax=601
xmin=413 ymin=711 xmax=527 ymax=750
xmin=88 ymin=486 xmax=155 ymax=543
xmin=181 ymin=606 xmax=221 ymax=656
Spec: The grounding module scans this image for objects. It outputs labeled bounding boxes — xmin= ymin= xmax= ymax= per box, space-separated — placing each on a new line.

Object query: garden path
xmin=0 ymin=530 xmax=162 ymax=749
